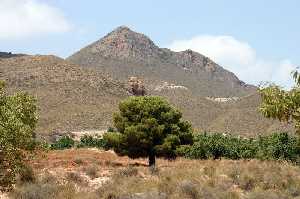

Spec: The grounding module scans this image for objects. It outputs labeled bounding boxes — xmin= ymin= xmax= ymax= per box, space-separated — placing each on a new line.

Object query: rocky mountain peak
xmin=88 ymin=26 xmax=160 ymax=60
xmin=67 ymin=26 xmax=256 ymax=97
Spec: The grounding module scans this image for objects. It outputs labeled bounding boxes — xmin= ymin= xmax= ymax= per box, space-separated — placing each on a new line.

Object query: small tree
xmin=259 ymin=70 xmax=300 ymax=134
xmin=104 ymin=96 xmax=193 ymax=166
xmin=0 ymin=81 xmax=37 ymax=191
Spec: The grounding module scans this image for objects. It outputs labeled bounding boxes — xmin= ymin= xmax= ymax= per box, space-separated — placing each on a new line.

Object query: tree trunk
xmin=148 ymin=154 xmax=156 ymax=167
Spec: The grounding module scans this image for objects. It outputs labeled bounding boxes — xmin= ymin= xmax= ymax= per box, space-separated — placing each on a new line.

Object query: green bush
xmin=49 ymin=135 xmax=106 ymax=150
xmin=77 ymin=135 xmax=106 ymax=149
xmin=183 ymin=132 xmax=300 ymax=162
xmin=256 ymin=132 xmax=300 ymax=162
xmin=50 ymin=136 xmax=75 ymax=150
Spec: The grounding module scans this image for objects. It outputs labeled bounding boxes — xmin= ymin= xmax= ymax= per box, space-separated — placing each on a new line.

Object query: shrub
xmin=183 ymin=132 xmax=300 ymax=162
xmin=84 ymin=165 xmax=98 ymax=179
xmin=66 ymin=172 xmax=84 ymax=184
xmin=256 ymin=132 xmax=300 ymax=161
xmin=117 ymin=166 xmax=138 ymax=177
xmin=50 ymin=136 xmax=75 ymax=150
xmin=17 ymin=165 xmax=36 ymax=185
xmin=107 ymin=126 xmax=115 ymax=132
xmin=77 ymin=135 xmax=106 ymax=149
xmin=179 ymin=180 xmax=199 ymax=199
xmin=74 ymin=158 xmax=84 ymax=165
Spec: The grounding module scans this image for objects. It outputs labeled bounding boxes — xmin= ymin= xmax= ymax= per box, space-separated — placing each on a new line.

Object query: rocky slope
xmin=0 ymin=55 xmax=127 ymax=137
xmin=67 ymin=26 xmax=255 ymax=97
xmin=0 ymin=55 xmax=289 ymax=137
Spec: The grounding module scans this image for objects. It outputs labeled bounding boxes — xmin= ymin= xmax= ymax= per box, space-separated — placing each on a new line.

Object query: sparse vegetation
xmin=96 ymin=158 xmax=300 ymax=199
xmin=66 ymin=172 xmax=84 ymax=184
xmin=7 ymin=148 xmax=300 ymax=199
xmin=17 ymin=165 xmax=36 ymax=185
xmin=84 ymin=165 xmax=98 ymax=179
xmin=104 ymin=96 xmax=194 ymax=166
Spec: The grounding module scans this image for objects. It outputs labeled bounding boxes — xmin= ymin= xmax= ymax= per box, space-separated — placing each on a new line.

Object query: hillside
xmin=0 ymin=55 xmax=127 ymax=138
xmin=0 ymin=28 xmax=291 ymax=137
xmin=67 ymin=26 xmax=256 ymax=98
xmin=66 ymin=26 xmax=290 ymax=136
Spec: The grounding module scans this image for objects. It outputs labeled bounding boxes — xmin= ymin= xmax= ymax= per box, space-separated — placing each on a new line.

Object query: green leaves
xmin=50 ymin=136 xmax=75 ymax=150
xmin=104 ymin=96 xmax=193 ymax=165
xmin=0 ymin=82 xmax=37 ymax=190
xmin=183 ymin=132 xmax=299 ymax=162
xmin=259 ymin=70 xmax=300 ymax=135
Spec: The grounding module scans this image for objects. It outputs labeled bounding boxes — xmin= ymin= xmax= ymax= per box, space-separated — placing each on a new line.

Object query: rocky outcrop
xmin=128 ymin=77 xmax=146 ymax=96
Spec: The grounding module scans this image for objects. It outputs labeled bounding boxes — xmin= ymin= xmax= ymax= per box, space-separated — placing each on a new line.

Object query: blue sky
xmin=1 ymin=0 xmax=299 ymax=88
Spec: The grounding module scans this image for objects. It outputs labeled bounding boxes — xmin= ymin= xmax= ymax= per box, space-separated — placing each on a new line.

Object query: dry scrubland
xmin=6 ymin=149 xmax=300 ymax=199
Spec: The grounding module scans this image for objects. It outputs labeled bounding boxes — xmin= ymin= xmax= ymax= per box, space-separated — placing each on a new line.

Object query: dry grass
xmin=10 ymin=149 xmax=300 ymax=198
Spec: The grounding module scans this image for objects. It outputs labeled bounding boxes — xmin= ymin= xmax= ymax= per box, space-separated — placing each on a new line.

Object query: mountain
xmin=0 ymin=55 xmax=127 ymax=139
xmin=0 ymin=27 xmax=290 ymax=138
xmin=67 ymin=26 xmax=255 ymax=97
xmin=66 ymin=26 xmax=290 ymax=136
xmin=0 ymin=51 xmax=26 ymax=59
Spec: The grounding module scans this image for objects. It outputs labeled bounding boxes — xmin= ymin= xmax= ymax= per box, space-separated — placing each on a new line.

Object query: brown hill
xmin=0 ymin=54 xmax=290 ymax=138
xmin=0 ymin=27 xmax=291 ymax=137
xmin=0 ymin=55 xmax=127 ymax=138
xmin=67 ymin=26 xmax=255 ymax=97
xmin=66 ymin=26 xmax=290 ymax=136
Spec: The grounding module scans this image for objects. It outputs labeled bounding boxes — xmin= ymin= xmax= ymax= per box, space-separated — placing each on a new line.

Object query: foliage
xmin=104 ymin=96 xmax=193 ymax=166
xmin=183 ymin=132 xmax=300 ymax=162
xmin=256 ymin=132 xmax=300 ymax=161
xmin=77 ymin=135 xmax=106 ymax=149
xmin=107 ymin=126 xmax=115 ymax=132
xmin=259 ymin=70 xmax=300 ymax=134
xmin=183 ymin=133 xmax=257 ymax=160
xmin=49 ymin=135 xmax=106 ymax=150
xmin=50 ymin=136 xmax=74 ymax=150
xmin=0 ymin=81 xmax=37 ymax=191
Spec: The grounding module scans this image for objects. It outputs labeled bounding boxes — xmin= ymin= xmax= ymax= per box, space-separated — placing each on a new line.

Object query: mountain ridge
xmin=0 ymin=27 xmax=291 ymax=137
xmin=67 ymin=26 xmax=255 ymax=97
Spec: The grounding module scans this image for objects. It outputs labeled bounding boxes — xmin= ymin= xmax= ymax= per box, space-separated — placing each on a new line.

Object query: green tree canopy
xmin=0 ymin=81 xmax=37 ymax=190
xmin=259 ymin=70 xmax=300 ymax=134
xmin=104 ymin=96 xmax=193 ymax=166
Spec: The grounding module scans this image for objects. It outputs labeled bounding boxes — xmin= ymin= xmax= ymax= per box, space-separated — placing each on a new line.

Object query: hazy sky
xmin=1 ymin=0 xmax=299 ymax=88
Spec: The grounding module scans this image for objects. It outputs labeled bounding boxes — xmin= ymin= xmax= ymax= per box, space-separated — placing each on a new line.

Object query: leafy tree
xmin=259 ymin=70 xmax=300 ymax=134
xmin=104 ymin=96 xmax=193 ymax=166
xmin=0 ymin=81 xmax=37 ymax=191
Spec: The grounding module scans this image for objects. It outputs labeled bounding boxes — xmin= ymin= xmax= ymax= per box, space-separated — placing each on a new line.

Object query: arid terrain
xmin=2 ymin=149 xmax=299 ymax=199
xmin=0 ymin=27 xmax=292 ymax=138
